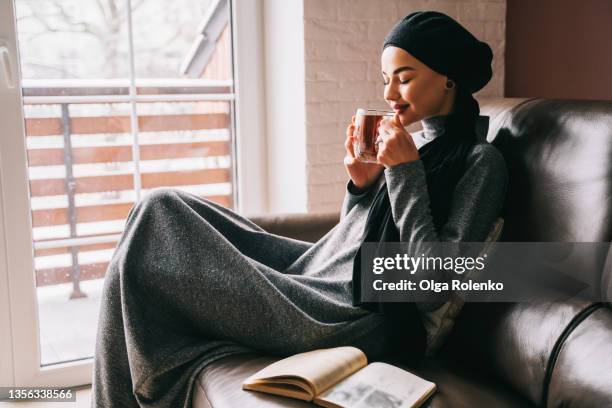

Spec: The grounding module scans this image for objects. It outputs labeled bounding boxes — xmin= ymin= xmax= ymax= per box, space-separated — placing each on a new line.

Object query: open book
xmin=242 ymin=346 xmax=436 ymax=408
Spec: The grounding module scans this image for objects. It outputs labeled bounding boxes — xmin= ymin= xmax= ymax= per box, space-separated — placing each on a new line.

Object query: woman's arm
xmin=384 ymin=143 xmax=508 ymax=309
xmin=339 ymin=179 xmax=379 ymax=221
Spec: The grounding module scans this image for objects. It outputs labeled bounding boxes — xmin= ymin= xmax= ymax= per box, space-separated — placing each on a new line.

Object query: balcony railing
xmin=23 ymin=79 xmax=235 ymax=298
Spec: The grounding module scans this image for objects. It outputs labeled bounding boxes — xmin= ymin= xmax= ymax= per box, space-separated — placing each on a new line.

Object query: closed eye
xmin=382 ymin=79 xmax=410 ymax=85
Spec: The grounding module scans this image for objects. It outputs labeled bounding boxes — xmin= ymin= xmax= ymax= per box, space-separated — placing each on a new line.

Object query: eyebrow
xmin=382 ymin=66 xmax=416 ymax=76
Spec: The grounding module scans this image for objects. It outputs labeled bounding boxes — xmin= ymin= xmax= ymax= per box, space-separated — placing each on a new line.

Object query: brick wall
xmin=303 ymin=0 xmax=506 ymax=213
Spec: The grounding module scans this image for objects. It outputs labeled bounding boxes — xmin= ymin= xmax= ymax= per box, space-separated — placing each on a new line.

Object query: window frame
xmin=231 ymin=0 xmax=268 ymax=214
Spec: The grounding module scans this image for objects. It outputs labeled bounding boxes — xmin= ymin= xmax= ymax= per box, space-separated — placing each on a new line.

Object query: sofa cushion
xmin=487 ymin=98 xmax=612 ymax=243
xmin=193 ymin=354 xmax=312 ymax=408
xmin=192 ymin=353 xmax=533 ymax=408
xmin=248 ymin=212 xmax=340 ymax=243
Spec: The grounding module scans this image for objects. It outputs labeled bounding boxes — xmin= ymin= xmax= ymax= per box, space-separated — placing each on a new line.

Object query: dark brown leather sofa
xmin=192 ymin=98 xmax=612 ymax=407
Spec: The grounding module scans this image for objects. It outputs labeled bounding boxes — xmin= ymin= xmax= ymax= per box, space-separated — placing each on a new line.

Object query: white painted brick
xmin=489 ymin=38 xmax=505 ymax=61
xmin=493 ymin=43 xmax=505 ymax=62
xmin=307 ymin=163 xmax=348 ymax=184
xmin=306 ymin=182 xmax=346 ymax=198
xmin=396 ymin=0 xmax=425 ymax=14
xmin=306 ymin=123 xmax=345 ymax=145
xmin=337 ymin=80 xmax=380 ymax=101
xmin=484 ymin=21 xmax=504 ymax=41
xmin=427 ymin=0 xmax=459 ymax=17
xmin=305 ymin=102 xmax=340 ymax=125
xmin=305 ymin=19 xmax=369 ymax=41
xmin=307 ymin=142 xmax=346 ymax=165
xmin=460 ymin=20 xmax=485 ymax=39
xmin=367 ymin=61 xmax=385 ymax=81
xmin=367 ymin=19 xmax=396 ymax=43
xmin=305 ymin=39 xmax=339 ymax=61
xmin=484 ymin=2 xmax=505 ymax=21
xmin=306 ymin=80 xmax=339 ymax=103
xmin=455 ymin=2 xmax=479 ymax=23
xmin=336 ymin=0 xmax=390 ymax=21
xmin=336 ymin=40 xmax=380 ymax=62
xmin=304 ymin=0 xmax=338 ymax=20
xmin=457 ymin=2 xmax=480 ymax=21
xmin=307 ymin=182 xmax=346 ymax=203
xmin=309 ymin=200 xmax=342 ymax=214
xmin=368 ymin=86 xmax=385 ymax=103
xmin=306 ymin=61 xmax=368 ymax=82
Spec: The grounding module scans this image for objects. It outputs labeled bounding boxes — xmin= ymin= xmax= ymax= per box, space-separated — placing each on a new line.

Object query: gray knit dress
xmin=91 ymin=114 xmax=508 ymax=407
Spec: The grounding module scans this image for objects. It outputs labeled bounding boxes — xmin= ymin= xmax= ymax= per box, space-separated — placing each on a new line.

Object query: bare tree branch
xmin=17 ymin=0 xmax=200 ymax=79
xmin=50 ymin=3 xmax=106 ymax=37
xmin=132 ymin=0 xmax=147 ymax=12
xmin=95 ymin=0 xmax=110 ymax=23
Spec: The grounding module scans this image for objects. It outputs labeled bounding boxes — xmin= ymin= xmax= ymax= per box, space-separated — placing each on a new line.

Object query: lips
xmin=392 ymin=104 xmax=409 ymax=113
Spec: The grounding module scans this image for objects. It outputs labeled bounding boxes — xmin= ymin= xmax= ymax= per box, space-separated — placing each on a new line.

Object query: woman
xmin=92 ymin=11 xmax=507 ymax=408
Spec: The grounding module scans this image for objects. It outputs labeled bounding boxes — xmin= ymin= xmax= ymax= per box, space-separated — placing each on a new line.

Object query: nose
xmin=384 ymin=80 xmax=400 ymax=102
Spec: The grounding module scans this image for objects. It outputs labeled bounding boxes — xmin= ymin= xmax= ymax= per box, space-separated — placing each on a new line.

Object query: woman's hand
xmin=376 ymin=113 xmax=420 ymax=168
xmin=344 ymin=116 xmax=385 ymax=190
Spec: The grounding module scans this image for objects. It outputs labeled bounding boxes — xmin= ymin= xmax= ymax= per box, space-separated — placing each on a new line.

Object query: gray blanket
xmin=91 ymin=189 xmax=392 ymax=407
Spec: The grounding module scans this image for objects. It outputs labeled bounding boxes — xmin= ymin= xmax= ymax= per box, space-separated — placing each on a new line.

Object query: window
xmin=0 ymin=0 xmax=265 ymax=387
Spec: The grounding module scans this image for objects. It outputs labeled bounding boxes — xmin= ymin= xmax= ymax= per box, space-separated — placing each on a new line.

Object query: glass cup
xmin=353 ymin=108 xmax=394 ymax=163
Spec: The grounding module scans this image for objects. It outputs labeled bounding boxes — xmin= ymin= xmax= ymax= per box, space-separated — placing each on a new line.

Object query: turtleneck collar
xmin=406 ymin=114 xmax=448 ymax=150
xmin=407 ymin=114 xmax=490 ymax=149
xmin=420 ymin=114 xmax=448 ymax=140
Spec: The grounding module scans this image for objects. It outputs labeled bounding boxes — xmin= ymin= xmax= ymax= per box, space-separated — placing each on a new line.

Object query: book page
xmin=242 ymin=347 xmax=367 ymax=397
xmin=242 ymin=381 xmax=313 ymax=401
xmin=315 ymin=362 xmax=436 ymax=408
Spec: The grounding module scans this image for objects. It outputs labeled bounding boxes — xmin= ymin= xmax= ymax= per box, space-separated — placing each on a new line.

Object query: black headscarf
xmin=351 ymin=11 xmax=493 ymax=364
xmin=383 ymin=11 xmax=493 ymax=94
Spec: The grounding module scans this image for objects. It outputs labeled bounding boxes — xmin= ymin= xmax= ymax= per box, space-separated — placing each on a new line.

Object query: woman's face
xmin=381 ymin=46 xmax=456 ymax=126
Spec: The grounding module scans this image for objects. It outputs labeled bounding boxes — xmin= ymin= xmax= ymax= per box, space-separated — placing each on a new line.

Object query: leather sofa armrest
xmin=441 ymin=297 xmax=596 ymax=406
xmin=245 ymin=212 xmax=340 ymax=243
xmin=547 ymin=305 xmax=612 ymax=407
